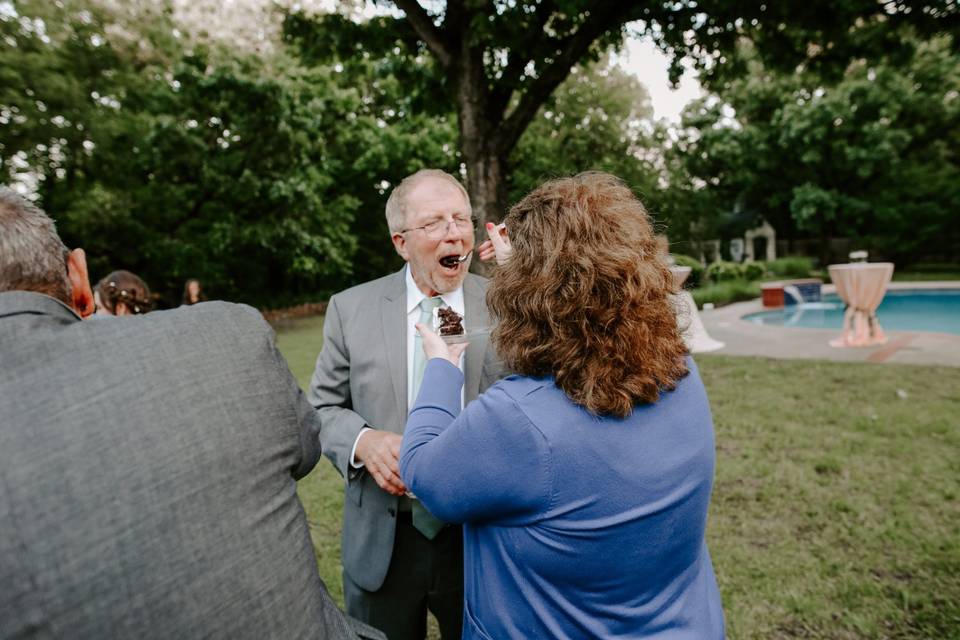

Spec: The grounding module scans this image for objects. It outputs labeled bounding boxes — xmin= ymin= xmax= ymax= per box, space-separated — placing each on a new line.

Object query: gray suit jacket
xmin=0 ymin=292 xmax=384 ymax=640
xmin=308 ymin=269 xmax=505 ymax=591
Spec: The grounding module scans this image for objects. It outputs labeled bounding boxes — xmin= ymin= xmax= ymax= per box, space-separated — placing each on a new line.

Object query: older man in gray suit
xmin=0 ymin=188 xmax=383 ymax=640
xmin=309 ymin=170 xmax=506 ymax=640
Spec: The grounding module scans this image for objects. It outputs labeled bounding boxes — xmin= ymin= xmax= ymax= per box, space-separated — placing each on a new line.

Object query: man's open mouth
xmin=439 ymin=254 xmax=467 ymax=269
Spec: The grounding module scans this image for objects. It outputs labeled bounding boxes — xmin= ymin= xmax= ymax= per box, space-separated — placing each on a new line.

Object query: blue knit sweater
xmin=400 ymin=357 xmax=725 ymax=639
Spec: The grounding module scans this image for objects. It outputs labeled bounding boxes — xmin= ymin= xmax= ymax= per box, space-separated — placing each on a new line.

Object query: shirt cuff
xmin=350 ymin=427 xmax=372 ymax=469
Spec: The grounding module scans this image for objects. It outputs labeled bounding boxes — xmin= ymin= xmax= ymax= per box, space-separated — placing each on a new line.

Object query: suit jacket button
xmin=387 ymin=508 xmax=396 ymax=517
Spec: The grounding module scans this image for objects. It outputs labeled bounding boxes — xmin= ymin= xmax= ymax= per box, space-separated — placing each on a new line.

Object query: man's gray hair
xmin=384 ymin=169 xmax=472 ymax=233
xmin=0 ymin=187 xmax=71 ymax=302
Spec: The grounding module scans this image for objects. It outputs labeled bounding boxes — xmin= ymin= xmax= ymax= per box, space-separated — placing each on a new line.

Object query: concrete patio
xmin=697 ymin=281 xmax=960 ymax=367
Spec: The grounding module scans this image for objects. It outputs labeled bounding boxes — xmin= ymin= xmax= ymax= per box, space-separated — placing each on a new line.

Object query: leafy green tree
xmin=61 ymin=53 xmax=364 ymax=305
xmin=671 ymin=35 xmax=960 ymax=264
xmin=509 ymin=57 xmax=658 ymax=205
xmin=292 ymin=42 xmax=461 ymax=285
xmin=286 ymin=0 xmax=957 ymax=230
xmin=1 ymin=1 xmax=363 ymax=304
xmin=0 ymin=1 xmax=175 ymax=203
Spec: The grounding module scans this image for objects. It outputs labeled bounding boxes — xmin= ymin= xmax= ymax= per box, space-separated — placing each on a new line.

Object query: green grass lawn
xmin=279 ymin=316 xmax=960 ymax=639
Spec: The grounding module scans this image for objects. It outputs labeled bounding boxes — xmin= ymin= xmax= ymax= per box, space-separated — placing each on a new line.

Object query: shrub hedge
xmin=687 ymin=255 xmax=815 ymax=308
xmin=671 ymin=254 xmax=705 ymax=289
xmin=691 ymin=280 xmax=763 ymax=308
xmin=765 ymin=256 xmax=814 ymax=279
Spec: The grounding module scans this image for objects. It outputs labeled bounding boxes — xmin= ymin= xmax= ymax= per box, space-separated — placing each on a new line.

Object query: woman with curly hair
xmin=400 ymin=172 xmax=724 ymax=639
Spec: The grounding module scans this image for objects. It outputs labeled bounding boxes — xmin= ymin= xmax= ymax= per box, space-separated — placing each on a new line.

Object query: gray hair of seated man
xmin=0 ymin=187 xmax=71 ymax=303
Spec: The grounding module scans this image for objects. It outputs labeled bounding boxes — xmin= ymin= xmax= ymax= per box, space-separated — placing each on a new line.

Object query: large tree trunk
xmin=451 ymin=38 xmax=510 ymax=279
xmin=453 ymin=38 xmax=509 ymax=229
xmin=457 ymin=90 xmax=509 ymax=276
xmin=463 ymin=145 xmax=508 ymax=277
xmin=463 ymin=143 xmax=508 ymax=227
xmin=394 ymin=1 xmax=640 ymax=250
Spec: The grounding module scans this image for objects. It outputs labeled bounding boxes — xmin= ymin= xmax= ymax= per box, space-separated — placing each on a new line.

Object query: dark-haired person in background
xmin=401 ymin=173 xmax=725 ymax=639
xmin=93 ymin=269 xmax=152 ymax=316
xmin=0 ymin=187 xmax=384 ymax=640
xmin=182 ymin=278 xmax=207 ymax=305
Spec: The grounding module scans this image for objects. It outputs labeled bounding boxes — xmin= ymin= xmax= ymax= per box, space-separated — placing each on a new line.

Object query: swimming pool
xmin=744 ymin=289 xmax=960 ymax=335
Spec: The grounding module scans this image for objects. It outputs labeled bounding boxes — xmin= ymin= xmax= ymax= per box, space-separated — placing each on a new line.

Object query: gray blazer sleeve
xmin=481 ymin=343 xmax=510 ymax=392
xmin=308 ymin=294 xmax=368 ymax=479
xmin=271 ymin=330 xmax=323 ymax=481
xmin=244 ymin=304 xmax=323 ymax=480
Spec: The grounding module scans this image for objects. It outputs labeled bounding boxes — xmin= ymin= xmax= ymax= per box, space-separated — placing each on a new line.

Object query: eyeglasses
xmin=399 ymin=217 xmax=477 ymax=239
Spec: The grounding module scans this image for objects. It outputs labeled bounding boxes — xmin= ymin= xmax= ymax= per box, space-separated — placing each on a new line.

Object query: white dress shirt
xmin=350 ymin=265 xmax=466 ymax=468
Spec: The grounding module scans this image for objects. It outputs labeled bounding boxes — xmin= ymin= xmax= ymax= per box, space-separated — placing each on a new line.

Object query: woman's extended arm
xmin=400 ymin=358 xmax=552 ymax=524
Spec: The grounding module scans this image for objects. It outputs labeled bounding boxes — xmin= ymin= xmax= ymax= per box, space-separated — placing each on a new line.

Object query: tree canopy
xmin=2 ymin=0 xmax=958 ymax=306
xmin=668 ymin=33 xmax=959 ymax=263
xmin=285 ymin=0 xmax=959 ymax=230
xmin=2 ymin=1 xmax=361 ymax=304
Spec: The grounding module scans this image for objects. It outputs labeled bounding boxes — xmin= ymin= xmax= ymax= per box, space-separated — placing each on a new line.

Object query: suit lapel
xmin=381 ymin=270 xmax=408 ymax=425
xmin=463 ymin=275 xmax=488 ymax=402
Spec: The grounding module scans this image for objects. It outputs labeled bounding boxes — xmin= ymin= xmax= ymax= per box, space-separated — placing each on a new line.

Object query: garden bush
xmin=671 ymin=254 xmax=705 ymax=288
xmin=766 ymin=256 xmax=814 ymax=279
xmin=705 ymin=261 xmax=745 ymax=283
xmin=703 ymin=260 xmax=766 ymax=284
xmin=740 ymin=262 xmax=766 ymax=281
xmin=691 ymin=280 xmax=762 ymax=308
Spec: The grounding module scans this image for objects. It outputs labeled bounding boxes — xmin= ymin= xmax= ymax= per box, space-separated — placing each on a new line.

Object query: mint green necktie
xmin=412 ymin=296 xmax=443 ymax=398
xmin=410 ymin=295 xmax=446 ymax=539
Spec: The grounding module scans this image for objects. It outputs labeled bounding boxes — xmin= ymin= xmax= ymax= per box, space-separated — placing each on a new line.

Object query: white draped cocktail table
xmin=827 ymin=262 xmax=895 ymax=347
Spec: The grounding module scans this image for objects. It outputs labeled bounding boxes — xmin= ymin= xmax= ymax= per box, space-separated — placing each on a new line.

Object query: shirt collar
xmin=404 ymin=265 xmax=465 ymax=316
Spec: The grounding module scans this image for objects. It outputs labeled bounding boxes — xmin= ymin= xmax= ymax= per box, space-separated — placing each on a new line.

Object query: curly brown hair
xmin=487 ymin=172 xmax=688 ymax=417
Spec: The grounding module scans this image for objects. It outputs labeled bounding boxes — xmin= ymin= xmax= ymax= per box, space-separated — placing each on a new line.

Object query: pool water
xmin=744 ymin=289 xmax=960 ymax=335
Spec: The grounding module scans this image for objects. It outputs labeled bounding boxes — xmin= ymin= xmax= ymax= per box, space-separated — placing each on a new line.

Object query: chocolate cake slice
xmin=437 ymin=306 xmax=465 ymax=336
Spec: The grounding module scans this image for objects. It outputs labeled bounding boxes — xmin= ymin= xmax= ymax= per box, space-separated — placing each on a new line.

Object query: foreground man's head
xmin=0 ymin=187 xmax=95 ymax=317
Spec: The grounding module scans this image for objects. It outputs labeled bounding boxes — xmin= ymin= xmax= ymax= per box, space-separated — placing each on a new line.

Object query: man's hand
xmin=354 ymin=430 xmax=406 ymax=496
xmin=477 ymin=222 xmax=511 ymax=265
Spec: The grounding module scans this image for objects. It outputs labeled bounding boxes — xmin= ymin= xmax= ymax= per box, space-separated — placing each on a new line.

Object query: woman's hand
xmin=477 ymin=222 xmax=512 ymax=265
xmin=415 ymin=323 xmax=469 ymax=366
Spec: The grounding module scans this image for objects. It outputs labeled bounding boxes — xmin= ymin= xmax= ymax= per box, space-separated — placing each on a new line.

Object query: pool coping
xmin=697 ymin=281 xmax=960 ymax=367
